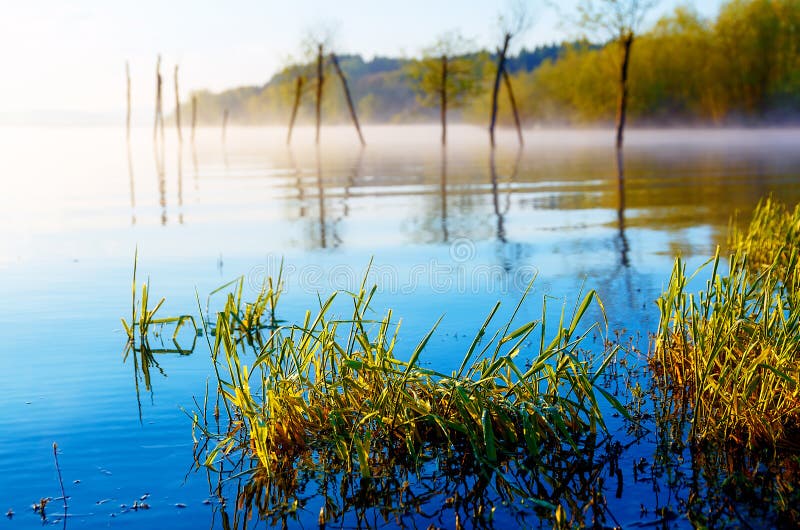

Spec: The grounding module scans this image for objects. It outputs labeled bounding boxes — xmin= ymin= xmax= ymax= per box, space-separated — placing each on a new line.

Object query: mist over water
xmin=1 ymin=124 xmax=799 ymax=528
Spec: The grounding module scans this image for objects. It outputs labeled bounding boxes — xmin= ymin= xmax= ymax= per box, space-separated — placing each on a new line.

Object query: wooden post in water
xmin=154 ymin=55 xmax=163 ymax=141
xmin=174 ymin=65 xmax=182 ymax=143
xmin=440 ymin=55 xmax=448 ymax=146
xmin=222 ymin=108 xmax=229 ymax=144
xmin=191 ymin=95 xmax=197 ymax=143
xmin=616 ymin=32 xmax=634 ymax=150
xmin=329 ymin=53 xmax=365 ymax=146
xmin=502 ymin=68 xmax=523 ymax=146
xmin=489 ymin=34 xmax=511 ymax=148
xmin=287 ymin=76 xmax=304 ymax=145
xmin=315 ymin=44 xmax=324 ymax=145
xmin=126 ymin=61 xmax=132 ymax=140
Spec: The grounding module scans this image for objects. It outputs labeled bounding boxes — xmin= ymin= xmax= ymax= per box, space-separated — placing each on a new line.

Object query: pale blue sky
xmin=0 ymin=1 xmax=725 ymax=117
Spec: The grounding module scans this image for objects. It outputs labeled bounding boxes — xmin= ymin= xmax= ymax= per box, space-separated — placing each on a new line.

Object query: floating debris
xmin=175 ymin=503 xmax=187 ymax=509
xmin=139 ymin=493 xmax=150 ymax=501
xmin=131 ymin=500 xmax=150 ymax=510
xmin=32 ymin=497 xmax=51 ymax=521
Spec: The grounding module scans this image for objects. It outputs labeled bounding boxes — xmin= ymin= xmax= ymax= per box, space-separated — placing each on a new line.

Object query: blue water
xmin=1 ymin=125 xmax=799 ymax=528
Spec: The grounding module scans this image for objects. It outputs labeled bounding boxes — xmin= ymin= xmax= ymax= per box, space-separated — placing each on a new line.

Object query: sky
xmin=0 ymin=0 xmax=726 ymax=120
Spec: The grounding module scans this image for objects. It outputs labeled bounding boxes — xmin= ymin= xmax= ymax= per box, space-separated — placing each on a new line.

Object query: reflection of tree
xmin=154 ymin=133 xmax=167 ymax=226
xmin=440 ymin=146 xmax=449 ymax=242
xmin=177 ymin=140 xmax=184 ymax=225
xmin=127 ymin=137 xmax=136 ymax=226
xmin=191 ymin=140 xmax=199 ymax=192
xmin=488 ymin=148 xmax=521 ymax=244
xmin=315 ymin=147 xmax=327 ymax=249
xmin=615 ymin=148 xmax=629 ymax=269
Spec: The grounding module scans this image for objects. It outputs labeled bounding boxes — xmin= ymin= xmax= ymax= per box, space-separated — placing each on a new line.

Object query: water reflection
xmin=177 ymin=140 xmax=184 ymax=225
xmin=192 ymin=139 xmax=199 ymax=192
xmin=615 ymin=148 xmax=629 ymax=269
xmin=440 ymin=147 xmax=449 ymax=242
xmin=123 ymin=324 xmax=197 ymax=422
xmin=315 ymin=147 xmax=327 ymax=248
xmin=154 ymin=134 xmax=167 ymax=226
xmin=650 ymin=383 xmax=800 ymax=529
xmin=103 ymin=128 xmax=800 ymax=259
xmin=127 ymin=138 xmax=136 ymax=225
xmin=197 ymin=433 xmax=625 ymax=529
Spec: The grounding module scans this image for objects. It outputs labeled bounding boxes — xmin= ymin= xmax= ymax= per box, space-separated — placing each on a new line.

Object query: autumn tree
xmin=406 ymin=32 xmax=486 ymax=145
xmin=576 ymin=0 xmax=658 ymax=148
xmin=489 ymin=0 xmax=532 ymax=147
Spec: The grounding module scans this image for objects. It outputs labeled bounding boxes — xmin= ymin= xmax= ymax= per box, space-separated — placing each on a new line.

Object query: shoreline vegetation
xmin=178 ymin=0 xmax=800 ymax=129
xmin=122 ymin=196 xmax=800 ymax=527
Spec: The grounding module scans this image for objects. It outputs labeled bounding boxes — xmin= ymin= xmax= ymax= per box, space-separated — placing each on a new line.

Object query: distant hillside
xmin=183 ymin=0 xmax=800 ymax=128
xmin=182 ymin=44 xmax=571 ymax=126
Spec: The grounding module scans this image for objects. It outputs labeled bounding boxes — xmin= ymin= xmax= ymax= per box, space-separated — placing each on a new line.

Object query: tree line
xmin=180 ymin=0 xmax=800 ymax=134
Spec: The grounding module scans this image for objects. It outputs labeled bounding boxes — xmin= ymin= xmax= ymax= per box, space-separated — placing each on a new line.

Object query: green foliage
xmin=191 ymin=273 xmax=621 ymax=478
xmin=654 ymin=207 xmax=800 ymax=449
xmin=178 ymin=0 xmax=800 ymax=125
xmin=404 ymin=33 xmax=488 ymax=111
xmin=729 ymin=196 xmax=800 ymax=285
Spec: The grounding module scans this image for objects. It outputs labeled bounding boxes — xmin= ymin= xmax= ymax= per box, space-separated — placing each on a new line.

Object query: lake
xmin=1 ymin=124 xmax=799 ymax=528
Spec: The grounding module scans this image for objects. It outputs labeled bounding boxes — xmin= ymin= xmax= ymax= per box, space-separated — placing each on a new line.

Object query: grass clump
xmin=195 ymin=273 xmax=624 ymax=482
xmin=654 ymin=249 xmax=800 ymax=450
xmin=729 ymin=196 xmax=800 ymax=286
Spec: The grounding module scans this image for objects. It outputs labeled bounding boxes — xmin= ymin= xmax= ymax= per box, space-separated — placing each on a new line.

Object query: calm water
xmin=1 ymin=125 xmax=799 ymax=528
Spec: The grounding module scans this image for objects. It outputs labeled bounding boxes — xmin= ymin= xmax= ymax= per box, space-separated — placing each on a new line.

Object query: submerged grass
xmin=193 ymin=271 xmax=624 ymax=484
xmin=654 ymin=200 xmax=800 ymax=449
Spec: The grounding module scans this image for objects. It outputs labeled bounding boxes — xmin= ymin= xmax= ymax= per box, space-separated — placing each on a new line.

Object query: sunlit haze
xmin=0 ymin=0 xmax=725 ymax=122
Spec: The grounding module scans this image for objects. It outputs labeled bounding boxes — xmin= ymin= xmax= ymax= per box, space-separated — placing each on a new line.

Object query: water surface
xmin=1 ymin=125 xmax=799 ymax=528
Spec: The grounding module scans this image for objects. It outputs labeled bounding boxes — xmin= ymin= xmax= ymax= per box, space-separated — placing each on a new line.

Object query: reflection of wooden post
xmin=287 ymin=76 xmax=304 ymax=145
xmin=126 ymin=61 xmax=131 ymax=140
xmin=315 ymin=44 xmax=324 ymax=145
xmin=222 ymin=109 xmax=229 ymax=144
xmin=502 ymin=69 xmax=523 ymax=146
xmin=489 ymin=34 xmax=511 ymax=148
xmin=330 ymin=53 xmax=365 ymax=146
xmin=616 ymin=32 xmax=634 ymax=149
xmin=174 ymin=65 xmax=182 ymax=142
xmin=191 ymin=95 xmax=197 ymax=143
xmin=489 ymin=149 xmax=506 ymax=243
xmin=441 ymin=55 xmax=448 ymax=146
